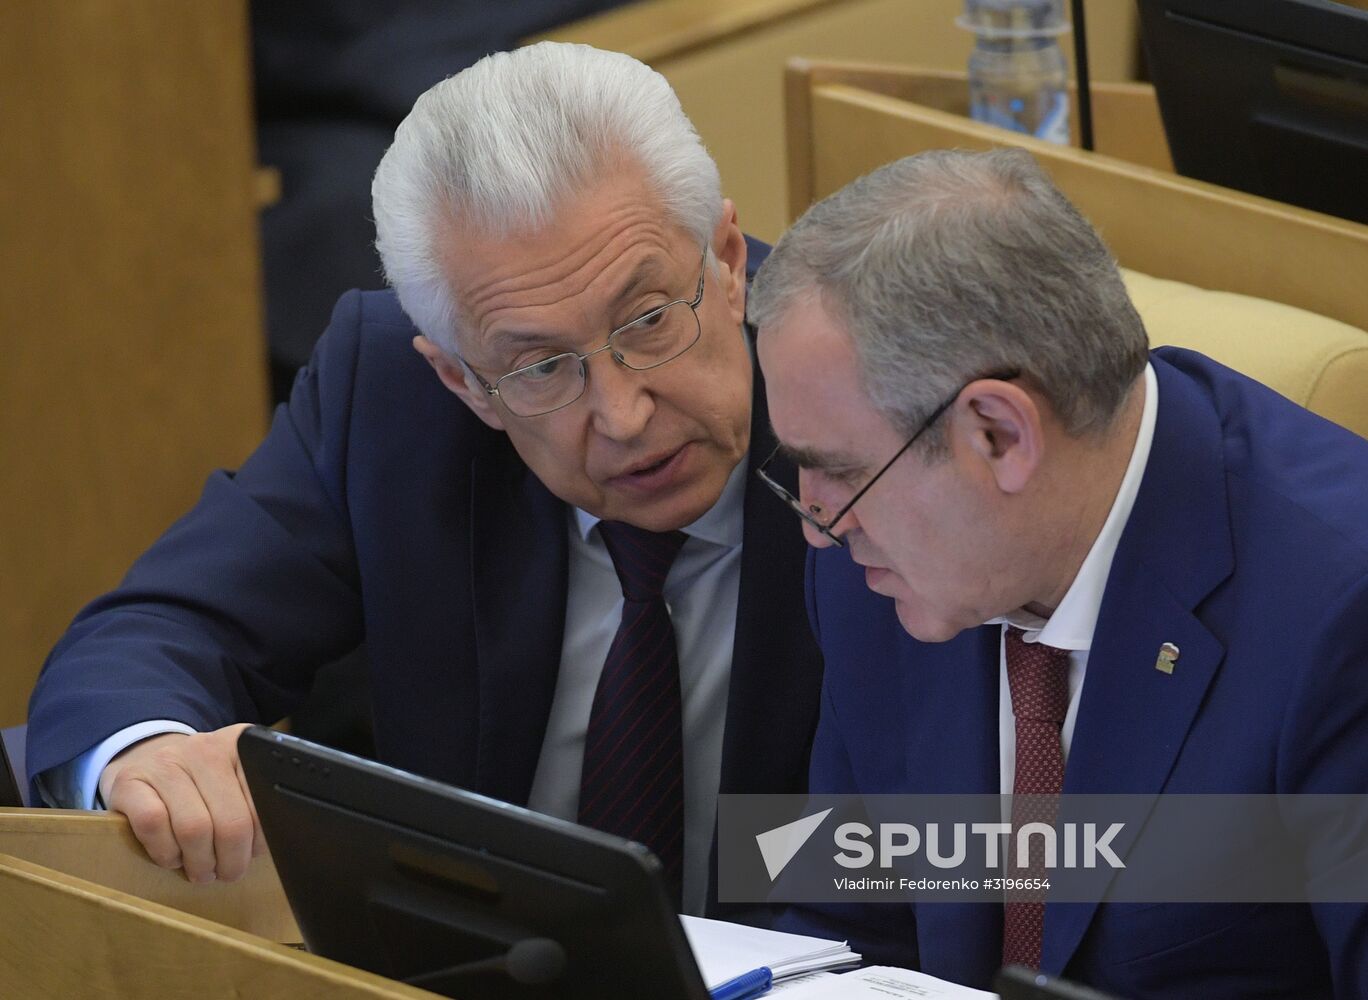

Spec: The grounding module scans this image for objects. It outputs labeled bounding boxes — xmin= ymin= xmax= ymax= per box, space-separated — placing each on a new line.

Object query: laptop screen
xmin=238 ymin=726 xmax=710 ymax=1000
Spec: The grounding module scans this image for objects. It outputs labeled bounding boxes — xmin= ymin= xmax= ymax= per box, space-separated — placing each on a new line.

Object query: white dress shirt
xmin=528 ymin=455 xmax=746 ymax=916
xmin=42 ymin=454 xmax=748 ymax=917
xmin=988 ymin=363 xmax=1158 ymax=795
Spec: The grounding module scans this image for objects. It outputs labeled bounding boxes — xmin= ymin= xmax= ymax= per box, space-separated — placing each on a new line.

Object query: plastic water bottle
xmin=960 ymin=0 xmax=1070 ymax=146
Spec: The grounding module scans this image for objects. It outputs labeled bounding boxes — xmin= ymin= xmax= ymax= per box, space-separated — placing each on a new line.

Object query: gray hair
xmin=372 ymin=41 xmax=723 ymax=354
xmin=749 ymin=148 xmax=1149 ymax=450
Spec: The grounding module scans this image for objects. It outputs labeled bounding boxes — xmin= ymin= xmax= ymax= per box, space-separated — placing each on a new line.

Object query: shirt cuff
xmin=36 ymin=720 xmax=198 ymax=810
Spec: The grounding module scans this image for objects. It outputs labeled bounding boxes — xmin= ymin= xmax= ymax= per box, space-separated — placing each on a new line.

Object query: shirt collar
xmin=989 ymin=362 xmax=1159 ymax=651
xmin=572 ymin=450 xmax=749 ymax=549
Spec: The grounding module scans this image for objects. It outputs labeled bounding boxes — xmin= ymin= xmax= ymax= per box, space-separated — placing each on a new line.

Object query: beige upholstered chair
xmin=1125 ymin=271 xmax=1368 ymax=439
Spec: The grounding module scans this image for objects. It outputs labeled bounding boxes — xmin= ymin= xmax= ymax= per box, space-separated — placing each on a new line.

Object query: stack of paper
xmin=778 ymin=967 xmax=997 ymax=999
xmin=681 ymin=917 xmax=998 ymax=999
xmin=680 ymin=915 xmax=861 ymax=989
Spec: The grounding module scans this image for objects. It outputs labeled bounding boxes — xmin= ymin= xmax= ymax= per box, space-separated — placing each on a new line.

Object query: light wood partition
xmin=0 ymin=808 xmax=459 ymax=996
xmin=785 ymin=63 xmax=1174 ymax=180
xmin=533 ymin=0 xmax=1141 ymax=243
xmin=0 ymin=853 xmax=434 ymax=999
xmin=0 ymin=808 xmax=298 ymax=942
xmin=0 ymin=2 xmax=270 ymax=725
xmin=784 ymin=61 xmax=1368 ymax=335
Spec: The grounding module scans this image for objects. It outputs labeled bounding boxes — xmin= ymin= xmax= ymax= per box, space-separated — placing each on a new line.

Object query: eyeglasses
xmin=756 ymin=369 xmax=1020 ymax=547
xmin=460 ymin=254 xmax=708 ymax=418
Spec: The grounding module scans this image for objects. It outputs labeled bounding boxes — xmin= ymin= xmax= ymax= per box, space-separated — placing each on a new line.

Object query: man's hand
xmin=98 ymin=723 xmax=266 ymax=883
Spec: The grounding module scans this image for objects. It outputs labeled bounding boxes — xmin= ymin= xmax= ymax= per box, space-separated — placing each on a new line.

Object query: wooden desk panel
xmin=0 ymin=808 xmax=298 ymax=943
xmin=0 ymin=853 xmax=431 ymax=999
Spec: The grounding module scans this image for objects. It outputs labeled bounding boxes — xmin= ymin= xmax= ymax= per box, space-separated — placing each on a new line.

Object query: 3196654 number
xmin=984 ymin=878 xmax=1052 ymax=891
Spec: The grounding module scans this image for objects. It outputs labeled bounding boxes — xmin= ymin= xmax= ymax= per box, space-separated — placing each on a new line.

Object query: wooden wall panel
xmin=0 ymin=1 xmax=268 ymax=724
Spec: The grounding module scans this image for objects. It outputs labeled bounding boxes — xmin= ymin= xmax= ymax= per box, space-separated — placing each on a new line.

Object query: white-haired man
xmin=752 ymin=148 xmax=1368 ymax=996
xmin=27 ymin=42 xmax=822 ymax=918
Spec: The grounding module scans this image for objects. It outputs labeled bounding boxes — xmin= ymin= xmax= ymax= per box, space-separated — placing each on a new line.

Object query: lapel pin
xmin=1154 ymin=642 xmax=1180 ymax=675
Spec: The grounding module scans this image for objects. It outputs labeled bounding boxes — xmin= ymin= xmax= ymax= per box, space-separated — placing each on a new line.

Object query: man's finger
xmin=189 ymin=750 xmax=258 ymax=882
xmin=108 ymin=778 xmax=182 ymax=870
xmin=149 ymin=762 xmax=219 ymax=884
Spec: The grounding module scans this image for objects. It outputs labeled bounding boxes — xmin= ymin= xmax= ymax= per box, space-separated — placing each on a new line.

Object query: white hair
xmin=372 ymin=41 xmax=723 ymax=354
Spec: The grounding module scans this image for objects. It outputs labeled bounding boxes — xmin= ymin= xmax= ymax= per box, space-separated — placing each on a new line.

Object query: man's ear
xmin=711 ymin=199 xmax=748 ymax=328
xmin=412 ymin=335 xmax=506 ymax=431
xmin=956 ymin=379 xmax=1043 ymax=495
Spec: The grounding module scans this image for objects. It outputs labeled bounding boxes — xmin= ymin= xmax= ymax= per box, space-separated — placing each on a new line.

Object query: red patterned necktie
xmin=578 ymin=521 xmax=688 ymax=905
xmin=1002 ymin=625 xmax=1072 ymax=970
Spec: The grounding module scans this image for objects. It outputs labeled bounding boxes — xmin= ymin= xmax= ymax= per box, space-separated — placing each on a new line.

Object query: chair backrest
xmin=1123 ymin=271 xmax=1368 ymax=439
xmin=785 ymin=62 xmax=1368 ymax=334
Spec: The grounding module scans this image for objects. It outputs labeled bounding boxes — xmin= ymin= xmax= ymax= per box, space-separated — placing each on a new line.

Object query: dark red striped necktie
xmin=578 ymin=521 xmax=688 ymax=905
xmin=1002 ymin=625 xmax=1072 ymax=970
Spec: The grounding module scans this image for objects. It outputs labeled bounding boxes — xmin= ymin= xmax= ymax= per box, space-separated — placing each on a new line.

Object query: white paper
xmin=680 ymin=915 xmax=859 ymax=988
xmin=776 ymin=966 xmax=998 ymax=999
xmin=772 ymin=971 xmax=841 ymax=992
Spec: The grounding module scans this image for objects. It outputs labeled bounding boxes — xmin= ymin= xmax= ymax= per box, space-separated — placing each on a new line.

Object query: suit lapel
xmin=907 ymin=626 xmax=1004 ymax=987
xmin=469 ymin=436 xmax=569 ymax=805
xmin=719 ymin=367 xmax=825 ymax=798
xmin=720 ymin=239 xmax=824 ymax=799
xmin=902 ymin=627 xmax=999 ymax=796
xmin=1043 ymin=356 xmax=1234 ymax=974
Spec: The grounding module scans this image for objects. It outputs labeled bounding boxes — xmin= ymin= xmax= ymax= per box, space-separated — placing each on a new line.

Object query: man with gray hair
xmin=27 ymin=42 xmax=822 ymax=918
xmin=752 ymin=148 xmax=1368 ymax=994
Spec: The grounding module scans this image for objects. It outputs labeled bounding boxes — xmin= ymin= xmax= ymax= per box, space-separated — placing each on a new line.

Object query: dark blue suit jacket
xmin=27 ymin=239 xmax=824 ymax=914
xmin=794 ymin=349 xmax=1368 ymax=996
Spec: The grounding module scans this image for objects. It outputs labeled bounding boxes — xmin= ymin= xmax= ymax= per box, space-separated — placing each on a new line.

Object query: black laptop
xmin=238 ymin=726 xmax=710 ymax=1000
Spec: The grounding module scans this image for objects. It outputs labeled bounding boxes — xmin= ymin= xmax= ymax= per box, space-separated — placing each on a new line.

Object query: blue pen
xmin=709 ymin=966 xmax=774 ymax=1000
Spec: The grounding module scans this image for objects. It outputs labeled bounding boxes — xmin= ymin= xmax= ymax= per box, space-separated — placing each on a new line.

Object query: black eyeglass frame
xmin=459 ymin=253 xmax=709 ymax=418
xmin=756 ymin=369 xmax=1021 ymax=547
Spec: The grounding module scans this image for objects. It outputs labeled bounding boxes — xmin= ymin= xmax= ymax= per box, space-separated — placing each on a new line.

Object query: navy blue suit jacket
xmin=794 ymin=349 xmax=1368 ymax=996
xmin=28 ymin=239 xmax=823 ymax=914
